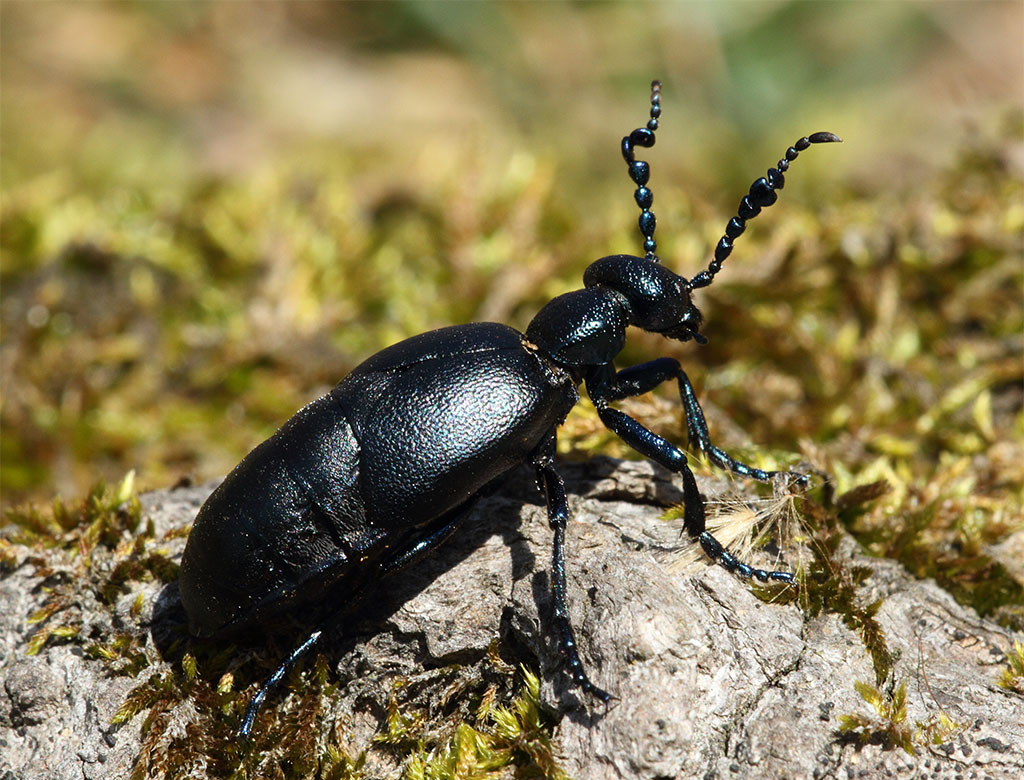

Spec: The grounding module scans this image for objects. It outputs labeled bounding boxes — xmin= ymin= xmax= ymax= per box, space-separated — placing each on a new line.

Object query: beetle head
xmin=583 ymin=254 xmax=707 ymax=344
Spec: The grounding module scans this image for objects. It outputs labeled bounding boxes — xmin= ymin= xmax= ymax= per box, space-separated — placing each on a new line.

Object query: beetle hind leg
xmin=240 ymin=628 xmax=325 ymax=738
xmin=238 ymin=505 xmax=476 ymax=737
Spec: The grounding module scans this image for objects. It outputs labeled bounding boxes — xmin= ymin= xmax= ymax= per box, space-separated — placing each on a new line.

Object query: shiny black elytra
xmin=178 ymin=81 xmax=840 ymax=736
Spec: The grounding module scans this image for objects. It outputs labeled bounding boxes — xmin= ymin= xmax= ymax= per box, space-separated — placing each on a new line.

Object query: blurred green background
xmin=2 ymin=0 xmax=1021 ymax=578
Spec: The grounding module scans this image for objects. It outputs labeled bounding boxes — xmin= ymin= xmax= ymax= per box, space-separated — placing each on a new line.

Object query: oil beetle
xmin=178 ymin=80 xmax=840 ymax=736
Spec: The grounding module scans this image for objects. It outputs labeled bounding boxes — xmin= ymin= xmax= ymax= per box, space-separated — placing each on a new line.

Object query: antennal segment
xmin=621 ymin=80 xmax=662 ymax=262
xmin=688 ymin=131 xmax=841 ymax=290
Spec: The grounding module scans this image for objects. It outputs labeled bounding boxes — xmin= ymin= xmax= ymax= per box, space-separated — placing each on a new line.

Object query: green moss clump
xmin=114 ymin=641 xmax=567 ymax=780
xmin=401 ymin=667 xmax=569 ymax=780
xmin=997 ymin=640 xmax=1024 ymax=695
xmin=838 ymin=680 xmax=915 ymax=753
xmin=838 ymin=680 xmax=961 ymax=755
xmin=2 ymin=472 xmax=176 ymax=658
xmin=5 ymin=470 xmax=142 ymax=551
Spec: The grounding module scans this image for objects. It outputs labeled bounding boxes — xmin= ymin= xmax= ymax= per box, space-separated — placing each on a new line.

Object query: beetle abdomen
xmin=180 ymin=393 xmax=369 ymax=636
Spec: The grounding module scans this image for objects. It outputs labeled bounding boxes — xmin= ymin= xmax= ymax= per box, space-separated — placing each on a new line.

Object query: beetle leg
xmin=377 ymin=506 xmax=474 ymax=576
xmin=590 ymin=402 xmax=794 ymax=585
xmin=673 ymin=365 xmax=807 ymax=484
xmin=240 ymin=628 xmax=324 ymax=738
xmin=592 ymin=358 xmax=802 ymax=483
xmin=533 ymin=448 xmax=612 ymax=704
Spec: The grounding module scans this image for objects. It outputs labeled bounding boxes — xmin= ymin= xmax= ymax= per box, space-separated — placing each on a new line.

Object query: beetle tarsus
xmin=699 ymin=532 xmax=795 ymax=586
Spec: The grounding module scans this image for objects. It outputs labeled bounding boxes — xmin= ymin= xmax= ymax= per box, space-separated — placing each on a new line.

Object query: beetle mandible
xmin=178 ymin=80 xmax=840 ymax=736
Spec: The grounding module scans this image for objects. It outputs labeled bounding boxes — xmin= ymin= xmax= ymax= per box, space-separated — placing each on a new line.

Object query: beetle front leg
xmin=592 ymin=403 xmax=795 ymax=585
xmin=532 ymin=443 xmax=612 ymax=703
xmin=592 ymin=358 xmax=800 ymax=482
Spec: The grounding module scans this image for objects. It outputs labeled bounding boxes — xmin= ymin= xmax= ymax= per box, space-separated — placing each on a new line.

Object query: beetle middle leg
xmin=586 ymin=376 xmax=795 ymax=584
xmin=532 ymin=437 xmax=612 ymax=703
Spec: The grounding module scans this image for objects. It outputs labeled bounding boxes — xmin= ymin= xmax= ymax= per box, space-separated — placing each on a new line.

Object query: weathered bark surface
xmin=2 ymin=458 xmax=1022 ymax=779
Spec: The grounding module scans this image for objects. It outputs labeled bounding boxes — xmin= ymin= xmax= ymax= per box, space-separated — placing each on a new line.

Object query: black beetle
xmin=179 ymin=80 xmax=840 ymax=735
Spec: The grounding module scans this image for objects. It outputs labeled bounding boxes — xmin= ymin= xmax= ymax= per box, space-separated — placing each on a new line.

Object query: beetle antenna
xmin=687 ymin=131 xmax=842 ymax=290
xmin=621 ymin=80 xmax=662 ymax=262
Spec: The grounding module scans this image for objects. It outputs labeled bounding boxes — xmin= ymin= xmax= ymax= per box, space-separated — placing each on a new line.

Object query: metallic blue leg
xmin=240 ymin=629 xmax=323 ymax=738
xmin=532 ymin=438 xmax=612 ymax=703
xmin=595 ymin=358 xmax=793 ymax=482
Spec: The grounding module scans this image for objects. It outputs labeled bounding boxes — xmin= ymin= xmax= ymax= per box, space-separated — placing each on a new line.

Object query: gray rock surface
xmin=2 ymin=458 xmax=1021 ymax=779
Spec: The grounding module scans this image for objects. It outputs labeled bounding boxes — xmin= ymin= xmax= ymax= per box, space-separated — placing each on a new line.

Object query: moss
xmin=3 ymin=472 xmax=160 ymax=657
xmin=4 ymin=470 xmax=142 ymax=550
xmin=112 ymin=637 xmax=565 ymax=780
xmin=997 ymin=639 xmax=1024 ymax=695
xmin=838 ymin=680 xmax=915 ymax=754
xmin=402 ymin=667 xmax=569 ymax=780
xmin=792 ymin=485 xmax=894 ymax=686
xmin=366 ymin=650 xmax=569 ymax=779
xmin=113 ymin=648 xmax=342 ymax=779
xmin=838 ymin=452 xmax=1024 ymax=632
xmin=838 ymin=680 xmax=962 ymax=756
